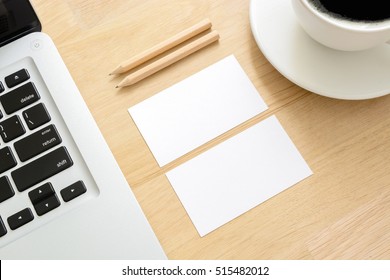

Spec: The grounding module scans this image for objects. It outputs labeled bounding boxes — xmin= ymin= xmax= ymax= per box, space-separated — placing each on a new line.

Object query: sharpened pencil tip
xmin=110 ymin=68 xmax=122 ymax=75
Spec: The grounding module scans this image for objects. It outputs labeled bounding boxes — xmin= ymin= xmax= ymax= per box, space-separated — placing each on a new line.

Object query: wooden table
xmin=31 ymin=0 xmax=390 ymax=259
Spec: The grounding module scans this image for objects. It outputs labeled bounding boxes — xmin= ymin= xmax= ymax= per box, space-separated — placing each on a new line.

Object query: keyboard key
xmin=0 ymin=176 xmax=15 ymax=203
xmin=0 ymin=81 xmax=4 ymax=93
xmin=11 ymin=147 xmax=73 ymax=192
xmin=61 ymin=180 xmax=87 ymax=202
xmin=5 ymin=69 xmax=30 ymax=88
xmin=29 ymin=183 xmax=60 ymax=216
xmin=33 ymin=194 xmax=60 ymax=216
xmin=7 ymin=208 xmax=34 ymax=230
xmin=0 ymin=216 xmax=7 ymax=237
xmin=28 ymin=182 xmax=55 ymax=204
xmin=0 ymin=146 xmax=17 ymax=174
xmin=0 ymin=82 xmax=40 ymax=114
xmin=14 ymin=124 xmax=62 ymax=162
xmin=0 ymin=115 xmax=26 ymax=143
xmin=23 ymin=103 xmax=51 ymax=130
xmin=0 ymin=109 xmax=3 ymax=119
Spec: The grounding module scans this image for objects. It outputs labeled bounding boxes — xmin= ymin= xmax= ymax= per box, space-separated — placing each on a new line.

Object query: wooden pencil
xmin=110 ymin=19 xmax=212 ymax=75
xmin=116 ymin=30 xmax=219 ymax=88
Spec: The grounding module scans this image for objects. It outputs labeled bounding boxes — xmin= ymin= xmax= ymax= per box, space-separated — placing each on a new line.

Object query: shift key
xmin=11 ymin=147 xmax=73 ymax=192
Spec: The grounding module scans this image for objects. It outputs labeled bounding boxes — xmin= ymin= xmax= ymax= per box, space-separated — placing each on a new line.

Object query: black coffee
xmin=308 ymin=0 xmax=390 ymax=22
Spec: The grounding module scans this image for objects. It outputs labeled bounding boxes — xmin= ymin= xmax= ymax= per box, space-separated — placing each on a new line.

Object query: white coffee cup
xmin=291 ymin=0 xmax=390 ymax=51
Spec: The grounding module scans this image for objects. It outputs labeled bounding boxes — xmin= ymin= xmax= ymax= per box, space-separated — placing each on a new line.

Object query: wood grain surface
xmin=31 ymin=0 xmax=390 ymax=259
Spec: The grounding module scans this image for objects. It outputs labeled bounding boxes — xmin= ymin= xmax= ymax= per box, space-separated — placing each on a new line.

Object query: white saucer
xmin=249 ymin=0 xmax=390 ymax=100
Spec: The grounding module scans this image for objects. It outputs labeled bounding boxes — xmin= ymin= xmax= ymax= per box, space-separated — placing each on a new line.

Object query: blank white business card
xmin=129 ymin=55 xmax=268 ymax=166
xmin=166 ymin=115 xmax=312 ymax=237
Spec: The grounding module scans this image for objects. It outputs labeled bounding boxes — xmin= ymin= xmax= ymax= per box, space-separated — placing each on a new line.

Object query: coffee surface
xmin=309 ymin=0 xmax=390 ymax=22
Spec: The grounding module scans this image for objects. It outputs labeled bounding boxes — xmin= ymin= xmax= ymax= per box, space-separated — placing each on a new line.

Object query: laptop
xmin=0 ymin=0 xmax=166 ymax=259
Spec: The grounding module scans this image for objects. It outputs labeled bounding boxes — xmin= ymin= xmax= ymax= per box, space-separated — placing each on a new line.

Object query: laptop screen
xmin=0 ymin=0 xmax=41 ymax=47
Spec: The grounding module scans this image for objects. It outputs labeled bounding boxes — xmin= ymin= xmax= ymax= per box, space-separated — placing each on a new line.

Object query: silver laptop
xmin=0 ymin=0 xmax=166 ymax=259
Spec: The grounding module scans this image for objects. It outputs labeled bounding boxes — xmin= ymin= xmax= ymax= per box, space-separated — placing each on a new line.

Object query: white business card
xmin=166 ymin=116 xmax=312 ymax=236
xmin=129 ymin=55 xmax=268 ymax=166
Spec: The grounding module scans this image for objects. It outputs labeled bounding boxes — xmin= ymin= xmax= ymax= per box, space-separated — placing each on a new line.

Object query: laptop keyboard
xmin=0 ymin=58 xmax=98 ymax=246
